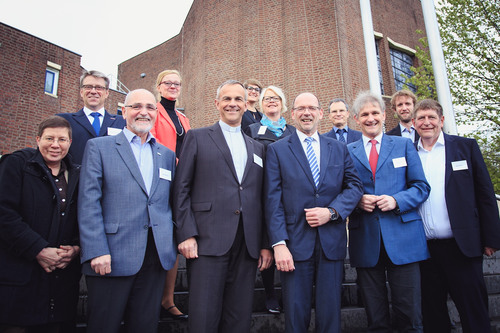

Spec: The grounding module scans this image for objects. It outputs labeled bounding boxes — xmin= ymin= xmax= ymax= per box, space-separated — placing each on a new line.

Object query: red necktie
xmin=369 ymin=139 xmax=378 ymax=182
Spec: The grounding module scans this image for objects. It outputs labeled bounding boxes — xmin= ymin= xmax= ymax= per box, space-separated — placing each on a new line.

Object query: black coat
xmin=0 ymin=148 xmax=81 ymax=325
xmin=245 ymin=122 xmax=296 ymax=149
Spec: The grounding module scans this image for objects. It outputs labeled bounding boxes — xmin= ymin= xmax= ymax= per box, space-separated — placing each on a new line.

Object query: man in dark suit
xmin=57 ymin=70 xmax=126 ymax=164
xmin=347 ymin=91 xmax=430 ymax=332
xmin=324 ymin=98 xmax=362 ymax=143
xmin=174 ymin=80 xmax=272 ymax=333
xmin=78 ymin=89 xmax=177 ymax=333
xmin=265 ymin=92 xmax=363 ymax=332
xmin=386 ymin=89 xmax=420 ymax=143
xmin=413 ymin=99 xmax=500 ymax=333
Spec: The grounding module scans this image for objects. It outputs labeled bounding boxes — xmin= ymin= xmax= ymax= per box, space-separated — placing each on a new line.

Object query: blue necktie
xmin=305 ymin=137 xmax=319 ymax=187
xmin=337 ymin=128 xmax=346 ymax=142
xmin=90 ymin=112 xmax=101 ymax=136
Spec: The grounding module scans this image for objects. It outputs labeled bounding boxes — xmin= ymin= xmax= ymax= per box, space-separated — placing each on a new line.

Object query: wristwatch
xmin=328 ymin=207 xmax=338 ymax=221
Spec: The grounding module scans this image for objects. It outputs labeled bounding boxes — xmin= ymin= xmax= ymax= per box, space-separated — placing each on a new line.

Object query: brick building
xmin=0 ymin=23 xmax=126 ymax=155
xmin=118 ymin=0 xmax=426 ymax=132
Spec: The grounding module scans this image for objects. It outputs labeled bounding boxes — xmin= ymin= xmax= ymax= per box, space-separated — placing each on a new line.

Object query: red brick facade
xmin=0 ymin=23 xmax=126 ymax=155
xmin=118 ymin=0 xmax=425 ymax=133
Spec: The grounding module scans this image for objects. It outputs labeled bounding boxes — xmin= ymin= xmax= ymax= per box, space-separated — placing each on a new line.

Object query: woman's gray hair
xmin=259 ymin=86 xmax=288 ymax=113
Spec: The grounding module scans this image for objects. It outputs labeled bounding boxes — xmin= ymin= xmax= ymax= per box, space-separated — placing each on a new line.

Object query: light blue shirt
xmin=399 ymin=123 xmax=417 ymax=142
xmin=219 ymin=120 xmax=247 ymax=184
xmin=123 ymin=128 xmax=154 ymax=195
xmin=332 ymin=125 xmax=350 ymax=141
xmin=296 ymin=130 xmax=321 ymax=172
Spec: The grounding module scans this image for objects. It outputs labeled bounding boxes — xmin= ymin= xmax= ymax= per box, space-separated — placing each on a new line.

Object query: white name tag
xmin=107 ymin=127 xmax=122 ymax=136
xmin=452 ymin=160 xmax=468 ymax=171
xmin=258 ymin=126 xmax=267 ymax=135
xmin=392 ymin=157 xmax=407 ymax=168
xmin=253 ymin=154 xmax=263 ymax=168
xmin=159 ymin=168 xmax=172 ymax=181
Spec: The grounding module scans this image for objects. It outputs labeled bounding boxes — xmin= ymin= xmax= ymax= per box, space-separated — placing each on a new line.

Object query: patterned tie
xmin=337 ymin=128 xmax=346 ymax=142
xmin=90 ymin=112 xmax=101 ymax=136
xmin=305 ymin=137 xmax=320 ymax=187
xmin=369 ymin=139 xmax=378 ymax=182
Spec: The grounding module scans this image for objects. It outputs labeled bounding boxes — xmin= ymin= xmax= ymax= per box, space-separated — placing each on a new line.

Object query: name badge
xmin=452 ymin=160 xmax=468 ymax=171
xmin=392 ymin=157 xmax=407 ymax=168
xmin=107 ymin=127 xmax=122 ymax=136
xmin=258 ymin=126 xmax=267 ymax=135
xmin=159 ymin=168 xmax=172 ymax=181
xmin=253 ymin=154 xmax=263 ymax=168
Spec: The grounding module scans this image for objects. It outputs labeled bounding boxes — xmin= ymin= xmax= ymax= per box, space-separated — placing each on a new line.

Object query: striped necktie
xmin=305 ymin=137 xmax=319 ymax=187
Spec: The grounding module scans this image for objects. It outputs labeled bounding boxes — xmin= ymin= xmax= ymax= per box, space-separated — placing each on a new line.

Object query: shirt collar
xmin=362 ymin=132 xmax=383 ymax=147
xmin=83 ymin=107 xmax=105 ymax=117
xmin=296 ymin=130 xmax=320 ymax=143
xmin=417 ymin=130 xmax=444 ymax=152
xmin=123 ymin=127 xmax=155 ymax=144
xmin=399 ymin=123 xmax=415 ymax=133
xmin=219 ymin=120 xmax=241 ymax=133
xmin=333 ymin=125 xmax=349 ymax=132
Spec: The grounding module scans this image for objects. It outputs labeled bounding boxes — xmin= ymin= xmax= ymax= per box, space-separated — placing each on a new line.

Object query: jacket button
xmin=239 ymin=186 xmax=243 ymax=190
xmin=315 ymin=194 xmax=319 ymax=198
xmin=234 ymin=210 xmax=241 ymax=215
xmin=143 ymin=225 xmax=149 ymax=229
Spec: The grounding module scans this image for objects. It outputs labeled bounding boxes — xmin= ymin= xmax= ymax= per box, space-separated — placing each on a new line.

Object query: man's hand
xmin=358 ymin=194 xmax=378 ymax=212
xmin=55 ymin=245 xmax=80 ymax=269
xmin=273 ymin=244 xmax=295 ymax=272
xmin=90 ymin=254 xmax=112 ymax=275
xmin=376 ymin=195 xmax=397 ymax=212
xmin=484 ymin=247 xmax=498 ymax=257
xmin=258 ymin=249 xmax=273 ymax=271
xmin=305 ymin=207 xmax=331 ymax=227
xmin=36 ymin=247 xmax=63 ymax=273
xmin=178 ymin=237 xmax=198 ymax=259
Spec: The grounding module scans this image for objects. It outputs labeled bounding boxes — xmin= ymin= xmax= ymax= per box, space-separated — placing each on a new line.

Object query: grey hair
xmin=216 ymin=80 xmax=247 ymax=100
xmin=328 ymin=98 xmax=349 ymax=111
xmin=259 ymin=85 xmax=288 ymax=113
xmin=80 ymin=70 xmax=110 ymax=89
xmin=351 ymin=91 xmax=385 ymax=116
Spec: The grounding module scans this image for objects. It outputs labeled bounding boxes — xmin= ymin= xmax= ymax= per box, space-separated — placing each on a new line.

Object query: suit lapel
xmin=317 ymin=136 xmax=331 ymax=187
xmin=100 ymin=110 xmax=118 ymax=136
xmin=376 ymin=134 xmax=394 ymax=173
xmin=73 ymin=109 xmax=96 ymax=137
xmin=350 ymin=140 xmax=371 ymax=173
xmin=241 ymin=134 xmax=255 ymax=184
xmin=444 ymin=133 xmax=453 ymax=187
xmin=115 ymin=132 xmax=148 ymax=195
xmin=208 ymin=124 xmax=239 ymax=182
xmin=148 ymin=143 xmax=161 ymax=198
xmin=289 ymin=133 xmax=316 ymax=188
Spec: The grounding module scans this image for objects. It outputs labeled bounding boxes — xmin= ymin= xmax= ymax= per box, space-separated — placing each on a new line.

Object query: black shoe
xmin=265 ymin=298 xmax=281 ymax=314
xmin=161 ymin=305 xmax=188 ymax=320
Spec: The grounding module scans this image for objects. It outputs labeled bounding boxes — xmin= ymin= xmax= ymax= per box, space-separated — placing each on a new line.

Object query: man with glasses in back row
xmin=57 ymin=70 xmax=126 ymax=164
xmin=324 ymin=98 xmax=362 ymax=144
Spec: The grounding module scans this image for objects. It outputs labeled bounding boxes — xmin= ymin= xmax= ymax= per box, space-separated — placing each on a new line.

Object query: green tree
xmin=408 ymin=0 xmax=500 ymax=193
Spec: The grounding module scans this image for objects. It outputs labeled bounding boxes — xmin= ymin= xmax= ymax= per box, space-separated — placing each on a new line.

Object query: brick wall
xmin=0 ymin=23 xmax=125 ymax=155
xmin=117 ymin=0 xmax=425 ymax=133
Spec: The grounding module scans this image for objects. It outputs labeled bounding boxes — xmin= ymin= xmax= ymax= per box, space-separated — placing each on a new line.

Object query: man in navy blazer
xmin=57 ymin=70 xmax=126 ymax=164
xmin=78 ymin=89 xmax=177 ymax=333
xmin=265 ymin=92 xmax=363 ymax=332
xmin=386 ymin=90 xmax=420 ymax=143
xmin=174 ymin=80 xmax=272 ymax=333
xmin=347 ymin=91 xmax=430 ymax=332
xmin=324 ymin=98 xmax=362 ymax=143
xmin=413 ymin=99 xmax=500 ymax=333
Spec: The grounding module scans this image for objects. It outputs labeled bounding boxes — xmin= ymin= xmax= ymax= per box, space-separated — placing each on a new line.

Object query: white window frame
xmin=45 ymin=61 xmax=61 ymax=97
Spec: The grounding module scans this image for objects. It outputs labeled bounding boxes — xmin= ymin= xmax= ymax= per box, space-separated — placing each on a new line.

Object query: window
xmin=44 ymin=61 xmax=61 ymax=96
xmin=389 ymin=48 xmax=416 ymax=92
xmin=375 ymin=40 xmax=385 ymax=95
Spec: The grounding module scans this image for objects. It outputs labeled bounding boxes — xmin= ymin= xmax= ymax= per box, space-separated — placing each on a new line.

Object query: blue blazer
xmin=324 ymin=127 xmax=362 ymax=144
xmin=264 ymin=133 xmax=363 ymax=261
xmin=78 ymin=131 xmax=177 ymax=276
xmin=57 ymin=109 xmax=126 ymax=164
xmin=347 ymin=135 xmax=430 ymax=267
xmin=439 ymin=134 xmax=500 ymax=257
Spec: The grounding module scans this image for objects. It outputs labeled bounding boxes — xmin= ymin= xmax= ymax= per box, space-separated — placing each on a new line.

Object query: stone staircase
xmin=77 ymin=252 xmax=500 ymax=332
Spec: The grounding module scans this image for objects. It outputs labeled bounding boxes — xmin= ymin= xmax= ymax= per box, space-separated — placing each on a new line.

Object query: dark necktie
xmin=337 ymin=128 xmax=346 ymax=142
xmin=90 ymin=112 xmax=101 ymax=136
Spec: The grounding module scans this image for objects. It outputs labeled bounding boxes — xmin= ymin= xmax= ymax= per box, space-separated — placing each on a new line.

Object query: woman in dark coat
xmin=245 ymin=85 xmax=295 ymax=314
xmin=0 ymin=116 xmax=81 ymax=332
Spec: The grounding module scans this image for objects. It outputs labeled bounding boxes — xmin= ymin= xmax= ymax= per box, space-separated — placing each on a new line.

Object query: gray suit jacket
xmin=78 ymin=131 xmax=177 ymax=276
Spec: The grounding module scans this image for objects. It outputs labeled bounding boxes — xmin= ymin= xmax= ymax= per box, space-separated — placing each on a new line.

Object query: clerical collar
xmin=219 ymin=120 xmax=241 ymax=133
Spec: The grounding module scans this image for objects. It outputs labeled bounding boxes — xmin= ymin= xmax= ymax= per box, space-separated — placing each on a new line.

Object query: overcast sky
xmin=0 ymin=0 xmax=194 ymax=88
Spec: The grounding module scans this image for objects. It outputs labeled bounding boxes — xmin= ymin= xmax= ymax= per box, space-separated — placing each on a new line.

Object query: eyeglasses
xmin=160 ymin=81 xmax=181 ymax=88
xmin=263 ymin=96 xmax=280 ymax=102
xmin=293 ymin=106 xmax=321 ymax=112
xmin=42 ymin=137 xmax=70 ymax=144
xmin=246 ymin=86 xmax=261 ymax=93
xmin=82 ymin=85 xmax=107 ymax=92
xmin=124 ymin=104 xmax=157 ymax=112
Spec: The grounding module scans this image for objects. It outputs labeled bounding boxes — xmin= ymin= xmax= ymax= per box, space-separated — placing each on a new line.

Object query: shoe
xmin=265 ymin=298 xmax=281 ymax=314
xmin=161 ymin=305 xmax=188 ymax=320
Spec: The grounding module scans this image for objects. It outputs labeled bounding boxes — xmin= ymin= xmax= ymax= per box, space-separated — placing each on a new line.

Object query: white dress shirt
xmin=296 ymin=130 xmax=321 ymax=172
xmin=83 ymin=106 xmax=105 ymax=126
xmin=361 ymin=132 xmax=383 ymax=160
xmin=417 ymin=131 xmax=454 ymax=239
xmin=219 ymin=120 xmax=247 ymax=184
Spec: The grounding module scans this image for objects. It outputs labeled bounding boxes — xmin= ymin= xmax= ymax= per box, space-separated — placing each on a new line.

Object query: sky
xmin=0 ymin=0 xmax=194 ymax=89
